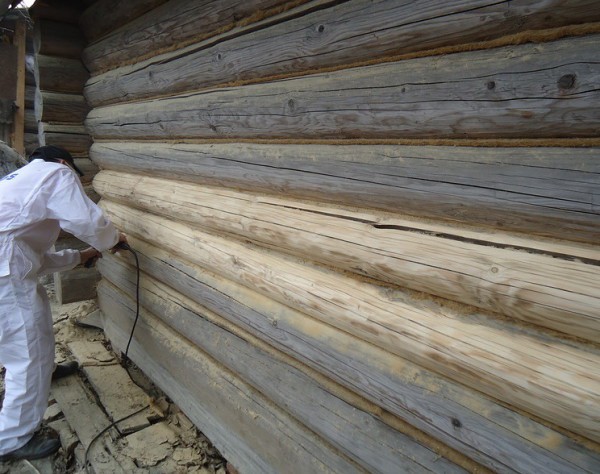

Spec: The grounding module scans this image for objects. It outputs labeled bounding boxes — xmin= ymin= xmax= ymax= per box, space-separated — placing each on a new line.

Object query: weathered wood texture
xmin=85 ymin=35 xmax=600 ymax=139
xmin=84 ymin=0 xmax=600 ymax=106
xmin=36 ymin=91 xmax=89 ymax=123
xmin=52 ymin=236 xmax=100 ymax=304
xmin=38 ymin=123 xmax=92 ymax=155
xmin=37 ymin=55 xmax=88 ymax=94
xmin=90 ymin=142 xmax=600 ymax=244
xmin=98 ymin=281 xmax=366 ymax=474
xmin=98 ymin=257 xmax=468 ymax=474
xmin=83 ymin=0 xmax=304 ymax=74
xmin=79 ymin=0 xmax=170 ymax=42
xmin=94 ymin=170 xmax=600 ymax=343
xmin=100 ymin=200 xmax=600 ymax=444
xmin=30 ymin=0 xmax=84 ymax=24
xmin=33 ymin=19 xmax=86 ymax=58
xmin=97 ymin=237 xmax=600 ymax=473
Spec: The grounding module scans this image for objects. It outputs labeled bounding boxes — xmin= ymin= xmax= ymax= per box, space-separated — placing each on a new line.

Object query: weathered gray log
xmin=100 ymin=200 xmax=600 ymax=444
xmin=79 ymin=0 xmax=170 ymax=42
xmin=33 ymin=19 xmax=86 ymax=59
xmin=36 ymin=91 xmax=89 ymax=123
xmin=37 ymin=55 xmax=88 ymax=94
xmin=90 ymin=142 xmax=600 ymax=243
xmin=53 ymin=235 xmax=100 ymax=304
xmin=98 ymin=281 xmax=365 ymax=474
xmin=85 ymin=0 xmax=600 ymax=106
xmin=24 ymin=108 xmax=37 ymax=133
xmin=97 ymin=236 xmax=600 ymax=473
xmin=85 ymin=34 xmax=600 ymax=139
xmin=83 ymin=0 xmax=304 ymax=74
xmin=99 ymin=259 xmax=469 ymax=473
xmin=75 ymin=157 xmax=99 ymax=181
xmin=30 ymin=0 xmax=84 ymax=24
xmin=24 ymin=133 xmax=38 ymax=155
xmin=25 ymin=85 xmax=36 ymax=109
xmin=94 ymin=170 xmax=600 ymax=342
xmin=39 ymin=123 xmax=92 ymax=154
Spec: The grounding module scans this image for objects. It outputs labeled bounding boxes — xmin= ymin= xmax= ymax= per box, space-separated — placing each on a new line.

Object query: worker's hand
xmin=80 ymin=247 xmax=102 ymax=268
xmin=110 ymin=232 xmax=129 ymax=253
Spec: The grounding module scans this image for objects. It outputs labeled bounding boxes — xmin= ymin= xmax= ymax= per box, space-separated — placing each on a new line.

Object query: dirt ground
xmin=0 ymin=280 xmax=231 ymax=473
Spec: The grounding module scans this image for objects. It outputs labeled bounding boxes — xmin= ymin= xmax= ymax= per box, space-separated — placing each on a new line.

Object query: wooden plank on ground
xmin=98 ymin=281 xmax=366 ymax=474
xmin=95 ymin=170 xmax=600 ymax=342
xmin=84 ymin=0 xmax=600 ymax=105
xmin=100 ymin=200 xmax=600 ymax=444
xmin=68 ymin=340 xmax=152 ymax=434
xmin=85 ymin=34 xmax=600 ymax=139
xmin=100 ymin=267 xmax=471 ymax=473
xmin=98 ymin=241 xmax=600 ymax=474
xmin=51 ymin=375 xmax=130 ymax=472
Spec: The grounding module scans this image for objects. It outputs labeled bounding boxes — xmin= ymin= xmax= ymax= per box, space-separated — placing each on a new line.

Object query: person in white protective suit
xmin=0 ymin=145 xmax=127 ymax=462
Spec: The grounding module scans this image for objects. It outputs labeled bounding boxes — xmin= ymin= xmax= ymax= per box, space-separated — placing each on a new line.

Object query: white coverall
xmin=0 ymin=159 xmax=118 ymax=455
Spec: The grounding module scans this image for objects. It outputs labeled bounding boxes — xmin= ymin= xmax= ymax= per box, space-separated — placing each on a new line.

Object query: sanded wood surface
xmin=99 ymin=258 xmax=468 ymax=473
xmin=98 ymin=281 xmax=365 ymax=474
xmin=37 ymin=55 xmax=88 ymax=94
xmin=90 ymin=142 xmax=600 ymax=243
xmin=94 ymin=170 xmax=600 ymax=342
xmin=100 ymin=200 xmax=600 ymax=443
xmin=83 ymin=0 xmax=306 ymax=74
xmin=85 ymin=0 xmax=600 ymax=106
xmin=86 ymin=34 xmax=600 ymax=139
xmin=97 ymin=242 xmax=600 ymax=473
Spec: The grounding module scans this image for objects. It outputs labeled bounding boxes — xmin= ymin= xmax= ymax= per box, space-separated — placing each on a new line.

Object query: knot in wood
xmin=486 ymin=80 xmax=495 ymax=90
xmin=557 ymin=74 xmax=576 ymax=90
xmin=287 ymin=98 xmax=296 ymax=112
xmin=317 ymin=24 xmax=325 ymax=33
xmin=451 ymin=418 xmax=462 ymax=428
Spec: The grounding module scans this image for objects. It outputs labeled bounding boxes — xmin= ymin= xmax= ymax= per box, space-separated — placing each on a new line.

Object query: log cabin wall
xmin=30 ymin=0 xmax=99 ymax=304
xmin=80 ymin=1 xmax=600 ymax=472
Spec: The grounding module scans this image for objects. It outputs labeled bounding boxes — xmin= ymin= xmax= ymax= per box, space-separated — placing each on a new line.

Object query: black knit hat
xmin=29 ymin=145 xmax=84 ymax=177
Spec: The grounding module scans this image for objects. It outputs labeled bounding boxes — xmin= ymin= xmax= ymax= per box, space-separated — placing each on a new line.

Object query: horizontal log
xmin=99 ymin=258 xmax=468 ymax=473
xmin=37 ymin=55 xmax=88 ymax=94
xmin=36 ymin=91 xmax=89 ymax=123
xmin=39 ymin=123 xmax=92 ymax=154
xmin=98 ymin=237 xmax=600 ymax=473
xmin=53 ymin=267 xmax=99 ymax=304
xmin=83 ymin=0 xmax=306 ymax=74
xmin=30 ymin=0 xmax=84 ymax=24
xmin=94 ymin=170 xmax=600 ymax=342
xmin=25 ymin=85 xmax=36 ymax=109
xmin=33 ymin=19 xmax=86 ymax=58
xmin=24 ymin=133 xmax=38 ymax=155
xmin=79 ymin=0 xmax=170 ymax=42
xmin=98 ymin=280 xmax=364 ymax=474
xmin=25 ymin=108 xmax=37 ymax=133
xmin=85 ymin=0 xmax=600 ymax=106
xmin=100 ymin=200 xmax=600 ymax=443
xmin=85 ymin=34 xmax=600 ymax=139
xmin=90 ymin=142 xmax=600 ymax=244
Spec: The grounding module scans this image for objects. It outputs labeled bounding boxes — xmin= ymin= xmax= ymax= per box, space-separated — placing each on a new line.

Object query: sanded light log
xmin=85 ymin=0 xmax=600 ymax=105
xmin=37 ymin=55 xmax=88 ymax=94
xmin=90 ymin=142 xmax=600 ymax=244
xmin=39 ymin=123 xmax=92 ymax=154
xmin=99 ymin=259 xmax=469 ymax=473
xmin=36 ymin=91 xmax=89 ymax=123
xmin=100 ymin=200 xmax=600 ymax=443
xmin=97 ymin=238 xmax=600 ymax=473
xmin=98 ymin=281 xmax=366 ymax=474
xmin=33 ymin=19 xmax=86 ymax=59
xmin=94 ymin=170 xmax=600 ymax=343
xmin=85 ymin=35 xmax=600 ymax=139
xmin=79 ymin=0 xmax=170 ymax=42
xmin=83 ymin=0 xmax=305 ymax=74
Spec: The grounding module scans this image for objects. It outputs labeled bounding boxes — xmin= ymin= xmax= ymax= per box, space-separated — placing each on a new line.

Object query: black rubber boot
xmin=0 ymin=429 xmax=60 ymax=462
xmin=52 ymin=361 xmax=79 ymax=380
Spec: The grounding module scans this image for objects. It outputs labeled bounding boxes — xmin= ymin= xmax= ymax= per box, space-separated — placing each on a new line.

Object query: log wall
xmin=80 ymin=0 xmax=600 ymax=472
xmin=30 ymin=0 xmax=97 ymax=304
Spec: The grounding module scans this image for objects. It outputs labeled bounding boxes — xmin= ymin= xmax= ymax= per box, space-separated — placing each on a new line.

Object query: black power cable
xmin=84 ymin=243 xmax=147 ymax=473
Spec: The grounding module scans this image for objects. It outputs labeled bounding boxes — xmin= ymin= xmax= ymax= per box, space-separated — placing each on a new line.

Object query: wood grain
xmin=94 ymin=170 xmax=600 ymax=342
xmin=90 ymin=142 xmax=600 ymax=243
xmin=85 ymin=35 xmax=600 ymax=139
xmin=84 ymin=0 xmax=600 ymax=106
xmin=100 ymin=200 xmax=600 ymax=443
xmin=97 ymin=238 xmax=600 ymax=473
xmin=37 ymin=55 xmax=88 ymax=94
